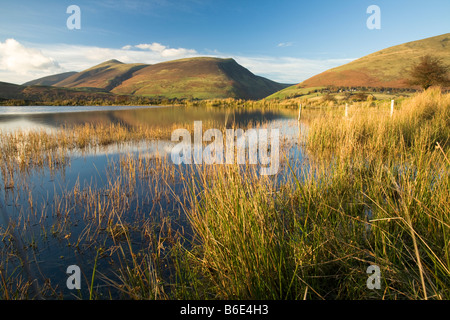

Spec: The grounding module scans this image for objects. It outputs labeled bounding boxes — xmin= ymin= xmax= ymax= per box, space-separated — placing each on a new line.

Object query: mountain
xmin=54 ymin=59 xmax=148 ymax=91
xmin=269 ymin=33 xmax=450 ymax=99
xmin=48 ymin=57 xmax=289 ymax=100
xmin=111 ymin=57 xmax=290 ymax=99
xmin=23 ymin=72 xmax=78 ymax=86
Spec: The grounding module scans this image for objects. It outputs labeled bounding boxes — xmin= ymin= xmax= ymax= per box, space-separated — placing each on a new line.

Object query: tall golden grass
xmin=0 ymin=89 xmax=448 ymax=299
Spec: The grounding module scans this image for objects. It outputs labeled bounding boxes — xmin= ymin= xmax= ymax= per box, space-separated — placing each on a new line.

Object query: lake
xmin=0 ymin=105 xmax=309 ymax=299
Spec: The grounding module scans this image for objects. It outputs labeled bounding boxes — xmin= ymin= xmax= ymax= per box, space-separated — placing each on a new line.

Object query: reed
xmin=297 ymin=88 xmax=450 ymax=299
xmin=165 ymin=89 xmax=449 ymax=299
xmin=0 ymin=89 xmax=448 ymax=299
xmin=179 ymin=164 xmax=304 ymax=299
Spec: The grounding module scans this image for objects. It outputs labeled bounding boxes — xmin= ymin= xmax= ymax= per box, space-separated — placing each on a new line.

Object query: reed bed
xmin=169 ymin=89 xmax=449 ymax=299
xmin=299 ymin=88 xmax=450 ymax=299
xmin=0 ymin=89 xmax=448 ymax=299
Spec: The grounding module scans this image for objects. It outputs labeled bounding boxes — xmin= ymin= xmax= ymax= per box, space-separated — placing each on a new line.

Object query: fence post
xmin=345 ymin=103 xmax=349 ymax=118
xmin=390 ymin=100 xmax=394 ymax=117
xmin=298 ymin=104 xmax=302 ymax=121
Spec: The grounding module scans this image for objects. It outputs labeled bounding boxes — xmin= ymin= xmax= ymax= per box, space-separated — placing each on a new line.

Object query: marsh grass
xmin=299 ymin=88 xmax=450 ymax=299
xmin=160 ymin=89 xmax=449 ymax=300
xmin=179 ymin=165 xmax=304 ymax=299
xmin=0 ymin=90 xmax=448 ymax=299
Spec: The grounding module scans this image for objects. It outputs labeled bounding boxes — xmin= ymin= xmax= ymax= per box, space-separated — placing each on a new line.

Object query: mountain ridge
xmin=47 ymin=57 xmax=290 ymax=100
xmin=268 ymin=33 xmax=450 ymax=99
xmin=54 ymin=60 xmax=148 ymax=91
xmin=23 ymin=72 xmax=78 ymax=86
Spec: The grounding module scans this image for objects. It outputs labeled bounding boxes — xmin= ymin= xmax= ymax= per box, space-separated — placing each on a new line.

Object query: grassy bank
xmin=175 ymin=88 xmax=449 ymax=299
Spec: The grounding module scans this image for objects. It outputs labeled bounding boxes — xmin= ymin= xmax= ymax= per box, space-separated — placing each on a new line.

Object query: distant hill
xmin=23 ymin=72 xmax=77 ymax=86
xmin=269 ymin=33 xmax=450 ymax=99
xmin=44 ymin=57 xmax=289 ymax=100
xmin=0 ymin=81 xmax=116 ymax=104
xmin=0 ymin=81 xmax=25 ymax=100
xmin=110 ymin=57 xmax=290 ymax=99
xmin=54 ymin=59 xmax=148 ymax=91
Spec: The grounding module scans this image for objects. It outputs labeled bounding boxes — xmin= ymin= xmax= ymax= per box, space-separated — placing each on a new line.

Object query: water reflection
xmin=0 ymin=104 xmax=311 ymax=299
xmin=0 ymin=105 xmax=294 ymax=132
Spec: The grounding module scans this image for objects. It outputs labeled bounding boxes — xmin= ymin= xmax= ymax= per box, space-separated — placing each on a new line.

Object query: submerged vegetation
xmin=0 ymin=88 xmax=449 ymax=300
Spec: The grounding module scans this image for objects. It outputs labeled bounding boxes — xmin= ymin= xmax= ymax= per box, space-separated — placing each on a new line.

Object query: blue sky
xmin=1 ymin=0 xmax=449 ymax=84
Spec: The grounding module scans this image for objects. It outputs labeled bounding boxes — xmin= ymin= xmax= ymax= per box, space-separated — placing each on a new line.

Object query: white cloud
xmin=133 ymin=42 xmax=198 ymax=57
xmin=0 ymin=39 xmax=355 ymax=85
xmin=277 ymin=42 xmax=294 ymax=48
xmin=0 ymin=39 xmax=200 ymax=84
xmin=40 ymin=42 xmax=199 ymax=71
xmin=135 ymin=43 xmax=166 ymax=52
xmin=161 ymin=47 xmax=198 ymax=58
xmin=0 ymin=39 xmax=61 ymax=83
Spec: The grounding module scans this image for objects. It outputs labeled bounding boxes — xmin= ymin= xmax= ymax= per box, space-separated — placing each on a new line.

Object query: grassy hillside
xmin=266 ymin=85 xmax=327 ymax=100
xmin=305 ymin=33 xmax=450 ymax=88
xmin=0 ymin=82 xmax=25 ymax=100
xmin=22 ymin=72 xmax=77 ymax=86
xmin=44 ymin=57 xmax=289 ymax=100
xmin=270 ymin=33 xmax=450 ymax=100
xmin=54 ymin=59 xmax=148 ymax=91
xmin=111 ymin=57 xmax=289 ymax=99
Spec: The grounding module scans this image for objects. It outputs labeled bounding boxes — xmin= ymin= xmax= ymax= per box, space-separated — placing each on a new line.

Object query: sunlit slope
xmin=45 ymin=57 xmax=289 ymax=99
xmin=54 ymin=59 xmax=148 ymax=91
xmin=111 ymin=57 xmax=289 ymax=99
xmin=268 ymin=33 xmax=450 ymax=99
xmin=23 ymin=72 xmax=78 ymax=86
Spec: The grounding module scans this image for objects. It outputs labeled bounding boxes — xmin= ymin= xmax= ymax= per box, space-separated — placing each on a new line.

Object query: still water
xmin=0 ymin=105 xmax=308 ymax=299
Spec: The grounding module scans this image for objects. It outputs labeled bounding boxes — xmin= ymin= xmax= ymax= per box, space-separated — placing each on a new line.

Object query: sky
xmin=0 ymin=0 xmax=449 ymax=84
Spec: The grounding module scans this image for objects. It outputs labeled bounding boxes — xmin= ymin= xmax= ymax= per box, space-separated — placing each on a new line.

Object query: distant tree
xmin=407 ymin=55 xmax=450 ymax=90
xmin=350 ymin=92 xmax=368 ymax=102
xmin=322 ymin=93 xmax=336 ymax=102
